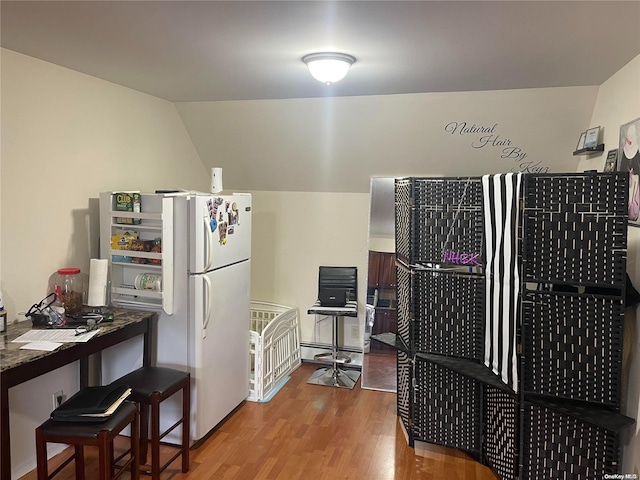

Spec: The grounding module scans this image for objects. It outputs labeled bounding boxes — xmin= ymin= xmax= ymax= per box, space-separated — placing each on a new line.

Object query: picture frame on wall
xmin=576 ymin=131 xmax=586 ymax=151
xmin=618 ymin=117 xmax=640 ymax=226
xmin=604 ymin=150 xmax=617 ymax=172
xmin=584 ymin=126 xmax=601 ymax=148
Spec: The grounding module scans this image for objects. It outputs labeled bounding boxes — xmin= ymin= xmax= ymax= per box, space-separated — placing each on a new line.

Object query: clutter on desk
xmin=26 ymin=291 xmax=112 ymax=328
xmin=19 ymin=341 xmax=63 ymax=351
xmin=48 ymin=267 xmax=85 ymax=315
xmin=26 ymin=292 xmax=63 ymax=327
xmin=13 ymin=328 xmax=100 ymax=343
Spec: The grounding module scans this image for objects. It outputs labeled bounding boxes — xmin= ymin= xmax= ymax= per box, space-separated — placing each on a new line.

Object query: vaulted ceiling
xmin=2 ymin=1 xmax=639 ymax=102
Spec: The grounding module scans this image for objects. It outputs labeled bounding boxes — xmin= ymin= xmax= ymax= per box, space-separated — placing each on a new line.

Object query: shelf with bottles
xmin=99 ymin=192 xmax=174 ymax=314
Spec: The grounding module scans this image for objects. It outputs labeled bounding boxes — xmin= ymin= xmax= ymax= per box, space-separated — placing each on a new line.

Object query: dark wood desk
xmin=0 ymin=309 xmax=156 ymax=480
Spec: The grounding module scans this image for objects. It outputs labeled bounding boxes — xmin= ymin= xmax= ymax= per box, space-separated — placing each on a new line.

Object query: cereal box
xmin=114 ymin=192 xmax=141 ymax=224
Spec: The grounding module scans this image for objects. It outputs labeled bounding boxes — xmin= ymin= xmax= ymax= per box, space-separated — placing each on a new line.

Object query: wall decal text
xmin=444 ymin=121 xmax=550 ymax=173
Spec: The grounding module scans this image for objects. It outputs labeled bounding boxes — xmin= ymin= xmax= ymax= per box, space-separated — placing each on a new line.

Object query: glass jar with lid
xmin=49 ymin=268 xmax=85 ymax=315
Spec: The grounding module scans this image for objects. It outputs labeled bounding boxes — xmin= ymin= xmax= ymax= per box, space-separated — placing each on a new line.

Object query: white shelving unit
xmin=99 ymin=192 xmax=174 ymax=314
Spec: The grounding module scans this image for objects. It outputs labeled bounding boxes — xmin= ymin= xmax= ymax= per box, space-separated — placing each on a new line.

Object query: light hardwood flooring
xmin=21 ymin=363 xmax=498 ymax=480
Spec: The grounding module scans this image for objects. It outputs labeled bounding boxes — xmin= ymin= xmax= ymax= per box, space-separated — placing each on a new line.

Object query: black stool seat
xmin=114 ymin=367 xmax=188 ymax=399
xmin=36 ymin=401 xmax=139 ymax=480
xmin=109 ymin=366 xmax=190 ymax=480
xmin=39 ymin=402 xmax=138 ymax=439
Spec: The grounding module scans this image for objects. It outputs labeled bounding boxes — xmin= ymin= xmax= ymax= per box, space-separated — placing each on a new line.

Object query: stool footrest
xmin=314 ymin=352 xmax=352 ymax=364
xmin=147 ymin=448 xmax=184 ymax=476
xmin=48 ymin=452 xmax=76 ymax=479
xmin=159 ymin=418 xmax=184 ymax=442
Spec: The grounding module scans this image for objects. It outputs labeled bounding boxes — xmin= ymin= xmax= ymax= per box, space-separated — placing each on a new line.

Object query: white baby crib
xmin=248 ymin=301 xmax=301 ymax=402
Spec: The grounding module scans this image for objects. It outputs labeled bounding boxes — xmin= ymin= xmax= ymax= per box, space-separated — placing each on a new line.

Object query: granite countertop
xmin=0 ymin=308 xmax=153 ymax=373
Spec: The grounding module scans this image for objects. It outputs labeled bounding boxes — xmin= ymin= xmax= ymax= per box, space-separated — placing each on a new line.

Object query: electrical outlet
xmin=52 ymin=390 xmax=66 ymax=410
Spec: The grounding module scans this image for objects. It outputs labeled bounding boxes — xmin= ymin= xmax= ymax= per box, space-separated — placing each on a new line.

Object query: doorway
xmin=362 ymin=177 xmax=397 ymax=392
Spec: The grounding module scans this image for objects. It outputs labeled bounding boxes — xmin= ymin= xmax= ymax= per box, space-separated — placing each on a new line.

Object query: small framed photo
xmin=584 ymin=126 xmax=601 ymax=148
xmin=576 ymin=131 xmax=586 ymax=151
xmin=604 ymin=149 xmax=617 ymax=172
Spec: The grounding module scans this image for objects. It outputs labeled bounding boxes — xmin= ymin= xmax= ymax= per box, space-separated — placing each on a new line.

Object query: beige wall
xmin=578 ymin=53 xmax=640 ymax=476
xmin=1 ymin=49 xmax=210 ymax=317
xmin=0 ymin=49 xmax=209 ymax=478
xmin=250 ymin=190 xmax=370 ymax=347
xmin=175 ymin=86 xmax=600 ymax=194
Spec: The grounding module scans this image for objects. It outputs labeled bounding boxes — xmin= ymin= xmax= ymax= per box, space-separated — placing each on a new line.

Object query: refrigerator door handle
xmin=202 ymin=274 xmax=212 ymax=339
xmin=202 ymin=207 xmax=214 ymax=272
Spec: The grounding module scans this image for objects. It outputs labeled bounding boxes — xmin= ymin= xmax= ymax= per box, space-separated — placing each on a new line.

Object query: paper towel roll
xmin=88 ymin=258 xmax=109 ymax=307
xmin=210 ymin=167 xmax=223 ymax=194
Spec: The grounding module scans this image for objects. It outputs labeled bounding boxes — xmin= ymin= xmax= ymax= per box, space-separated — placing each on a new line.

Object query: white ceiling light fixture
xmin=302 ymin=52 xmax=356 ymax=85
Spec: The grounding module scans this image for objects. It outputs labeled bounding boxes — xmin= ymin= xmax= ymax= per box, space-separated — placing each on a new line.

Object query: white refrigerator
xmin=100 ymin=191 xmax=252 ymax=444
xmin=185 ymin=193 xmax=252 ymax=442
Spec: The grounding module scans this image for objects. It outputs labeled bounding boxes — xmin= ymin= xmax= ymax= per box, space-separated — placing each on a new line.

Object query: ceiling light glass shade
xmin=302 ymin=52 xmax=356 ymax=85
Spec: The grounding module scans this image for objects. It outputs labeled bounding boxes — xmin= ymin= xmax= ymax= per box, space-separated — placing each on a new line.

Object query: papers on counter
xmin=12 ymin=329 xmax=101 ymax=344
xmin=19 ymin=341 xmax=63 ymax=351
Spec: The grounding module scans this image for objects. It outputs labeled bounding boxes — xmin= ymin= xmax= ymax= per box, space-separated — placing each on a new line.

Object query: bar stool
xmin=307 ymin=300 xmax=360 ymax=388
xmin=307 ymin=266 xmax=361 ymax=389
xmin=109 ymin=366 xmax=190 ymax=479
xmin=35 ymin=401 xmax=139 ymax=480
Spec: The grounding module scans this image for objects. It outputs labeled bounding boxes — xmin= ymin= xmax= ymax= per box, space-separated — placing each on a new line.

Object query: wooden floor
xmin=22 ymin=363 xmax=498 ymax=480
xmin=362 ymin=351 xmax=397 ymax=392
